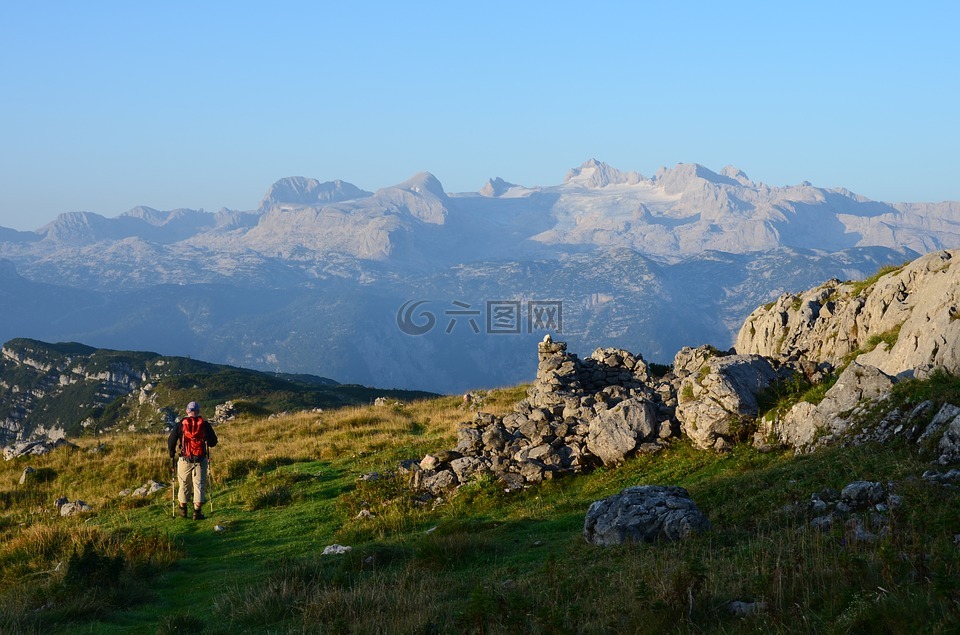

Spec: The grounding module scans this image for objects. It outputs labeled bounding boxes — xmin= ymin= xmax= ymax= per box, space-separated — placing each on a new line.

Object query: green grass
xmin=1 ymin=384 xmax=959 ymax=633
xmin=847 ymin=263 xmax=908 ymax=295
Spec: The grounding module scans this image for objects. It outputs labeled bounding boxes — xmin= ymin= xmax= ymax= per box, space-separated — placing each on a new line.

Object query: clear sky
xmin=1 ymin=1 xmax=958 ymax=231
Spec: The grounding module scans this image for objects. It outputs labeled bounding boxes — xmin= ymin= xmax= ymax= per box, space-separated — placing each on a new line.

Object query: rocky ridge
xmin=408 ymin=249 xmax=960 ymax=495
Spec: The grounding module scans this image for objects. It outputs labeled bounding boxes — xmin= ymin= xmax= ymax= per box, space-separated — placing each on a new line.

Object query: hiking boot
xmin=193 ymin=507 xmax=205 ymax=520
xmin=179 ymin=504 xmax=188 ymax=518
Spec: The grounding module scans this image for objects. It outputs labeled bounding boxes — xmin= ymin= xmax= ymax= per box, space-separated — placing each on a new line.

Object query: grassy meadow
xmin=1 ymin=383 xmax=959 ymax=634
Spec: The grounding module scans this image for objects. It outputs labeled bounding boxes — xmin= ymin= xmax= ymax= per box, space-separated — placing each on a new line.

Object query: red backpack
xmin=181 ymin=416 xmax=207 ymax=460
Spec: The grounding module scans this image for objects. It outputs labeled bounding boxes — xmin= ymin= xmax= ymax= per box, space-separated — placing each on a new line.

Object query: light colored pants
xmin=177 ymin=457 xmax=208 ymax=506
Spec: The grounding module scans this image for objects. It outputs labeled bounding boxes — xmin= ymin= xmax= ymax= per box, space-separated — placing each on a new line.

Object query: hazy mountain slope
xmin=0 ymin=160 xmax=953 ymax=392
xmin=0 ymin=337 xmax=435 ymax=442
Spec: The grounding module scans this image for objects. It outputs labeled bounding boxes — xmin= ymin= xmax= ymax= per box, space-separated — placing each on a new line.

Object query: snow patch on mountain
xmin=564 ymin=159 xmax=647 ymax=188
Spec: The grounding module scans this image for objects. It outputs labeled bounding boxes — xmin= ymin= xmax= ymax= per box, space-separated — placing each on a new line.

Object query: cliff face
xmin=0 ymin=338 xmax=437 ymax=447
xmin=734 ymin=249 xmax=960 ymax=378
xmin=0 ymin=339 xmax=156 ymax=443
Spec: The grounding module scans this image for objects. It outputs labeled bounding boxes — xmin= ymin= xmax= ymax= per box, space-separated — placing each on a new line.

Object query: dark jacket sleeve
xmin=167 ymin=421 xmax=182 ymax=458
xmin=204 ymin=419 xmax=218 ymax=448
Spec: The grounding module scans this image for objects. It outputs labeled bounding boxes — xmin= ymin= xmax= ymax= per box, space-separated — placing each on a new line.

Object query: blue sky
xmin=1 ymin=1 xmax=957 ymax=230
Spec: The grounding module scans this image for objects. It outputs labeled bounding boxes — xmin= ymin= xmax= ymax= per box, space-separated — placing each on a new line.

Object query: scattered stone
xmin=840 ymin=481 xmax=886 ymax=511
xmin=58 ymin=499 xmax=92 ymax=516
xmin=131 ymin=480 xmax=166 ymax=497
xmin=321 ymin=544 xmax=352 ymax=555
xmin=804 ymin=480 xmax=903 ymax=541
xmin=922 ymin=469 xmax=960 ymax=485
xmin=19 ymin=466 xmax=35 ymax=485
xmin=214 ymin=524 xmax=226 ymax=532
xmin=727 ymin=600 xmax=768 ymax=617
xmin=3 ymin=438 xmax=77 ymax=461
xmin=583 ymin=485 xmax=711 ymax=546
xmin=355 ymin=509 xmax=375 ymax=520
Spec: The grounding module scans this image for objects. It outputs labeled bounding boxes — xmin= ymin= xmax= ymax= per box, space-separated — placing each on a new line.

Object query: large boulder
xmin=675 ymin=353 xmax=784 ymax=450
xmin=583 ymin=485 xmax=711 ymax=546
xmin=763 ymin=361 xmax=897 ymax=450
xmin=586 ymin=398 xmax=658 ymax=465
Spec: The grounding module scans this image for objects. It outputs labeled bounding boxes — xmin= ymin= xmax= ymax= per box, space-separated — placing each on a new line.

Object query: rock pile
xmin=803 ymin=481 xmax=902 ymax=543
xmin=406 ymin=252 xmax=960 ymax=497
xmin=214 ymin=401 xmax=237 ymax=424
xmin=408 ymin=340 xmax=683 ymax=496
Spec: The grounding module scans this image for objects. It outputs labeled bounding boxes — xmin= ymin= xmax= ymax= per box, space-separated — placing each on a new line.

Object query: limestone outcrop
xmin=3 ymin=438 xmax=76 ymax=461
xmin=735 ymin=249 xmax=960 ymax=378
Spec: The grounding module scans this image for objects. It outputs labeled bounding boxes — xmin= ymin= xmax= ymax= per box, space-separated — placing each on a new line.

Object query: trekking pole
xmin=207 ymin=447 xmax=214 ymax=514
xmin=171 ymin=457 xmax=177 ymax=518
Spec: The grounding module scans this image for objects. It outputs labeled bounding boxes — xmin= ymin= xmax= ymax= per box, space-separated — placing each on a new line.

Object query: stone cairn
xmin=408 ymin=339 xmax=681 ymax=496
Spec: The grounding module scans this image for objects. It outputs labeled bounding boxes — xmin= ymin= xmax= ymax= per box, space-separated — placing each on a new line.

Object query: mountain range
xmin=2 ymin=159 xmax=957 ymax=392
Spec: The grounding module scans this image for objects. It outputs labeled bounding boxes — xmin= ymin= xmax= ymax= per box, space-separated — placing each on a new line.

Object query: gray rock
xmin=937 ymin=412 xmax=960 ymax=465
xmin=449 ymin=457 xmax=490 ymax=483
xmin=727 ymin=600 xmax=769 ymax=617
xmin=916 ymin=403 xmax=960 ymax=449
xmin=583 ymin=485 xmax=711 ymax=546
xmin=19 ymin=466 xmax=35 ymax=485
xmin=422 ymin=469 xmax=458 ymax=495
xmin=321 ymin=544 xmax=352 ymax=555
xmin=676 ymin=354 xmax=782 ymax=450
xmin=4 ymin=438 xmax=77 ymax=461
xmin=59 ymin=499 xmax=92 ymax=516
xmin=767 ymin=361 xmax=897 ymax=450
xmin=586 ymin=398 xmax=657 ymax=465
xmin=840 ymin=481 xmax=886 ymax=511
xmin=736 ymin=250 xmax=960 ymax=378
xmin=455 ymin=428 xmax=483 ymax=454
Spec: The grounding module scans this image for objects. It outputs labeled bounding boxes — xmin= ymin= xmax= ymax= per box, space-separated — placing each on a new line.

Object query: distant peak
xmin=654 ymin=163 xmax=743 ymax=192
xmin=391 ymin=172 xmax=448 ymax=198
xmin=479 ymin=177 xmax=518 ymax=197
xmin=260 ymin=177 xmax=372 ymax=210
xmin=720 ymin=165 xmax=753 ymax=185
xmin=564 ymin=159 xmax=645 ymax=188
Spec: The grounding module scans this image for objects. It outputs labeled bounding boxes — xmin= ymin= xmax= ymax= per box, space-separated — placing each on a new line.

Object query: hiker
xmin=167 ymin=401 xmax=218 ymax=520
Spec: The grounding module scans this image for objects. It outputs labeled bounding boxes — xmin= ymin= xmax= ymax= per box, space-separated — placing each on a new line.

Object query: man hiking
xmin=168 ymin=401 xmax=218 ymax=520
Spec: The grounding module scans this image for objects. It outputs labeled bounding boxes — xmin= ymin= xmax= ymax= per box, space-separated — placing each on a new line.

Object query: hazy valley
xmin=2 ymin=160 xmax=956 ymax=393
